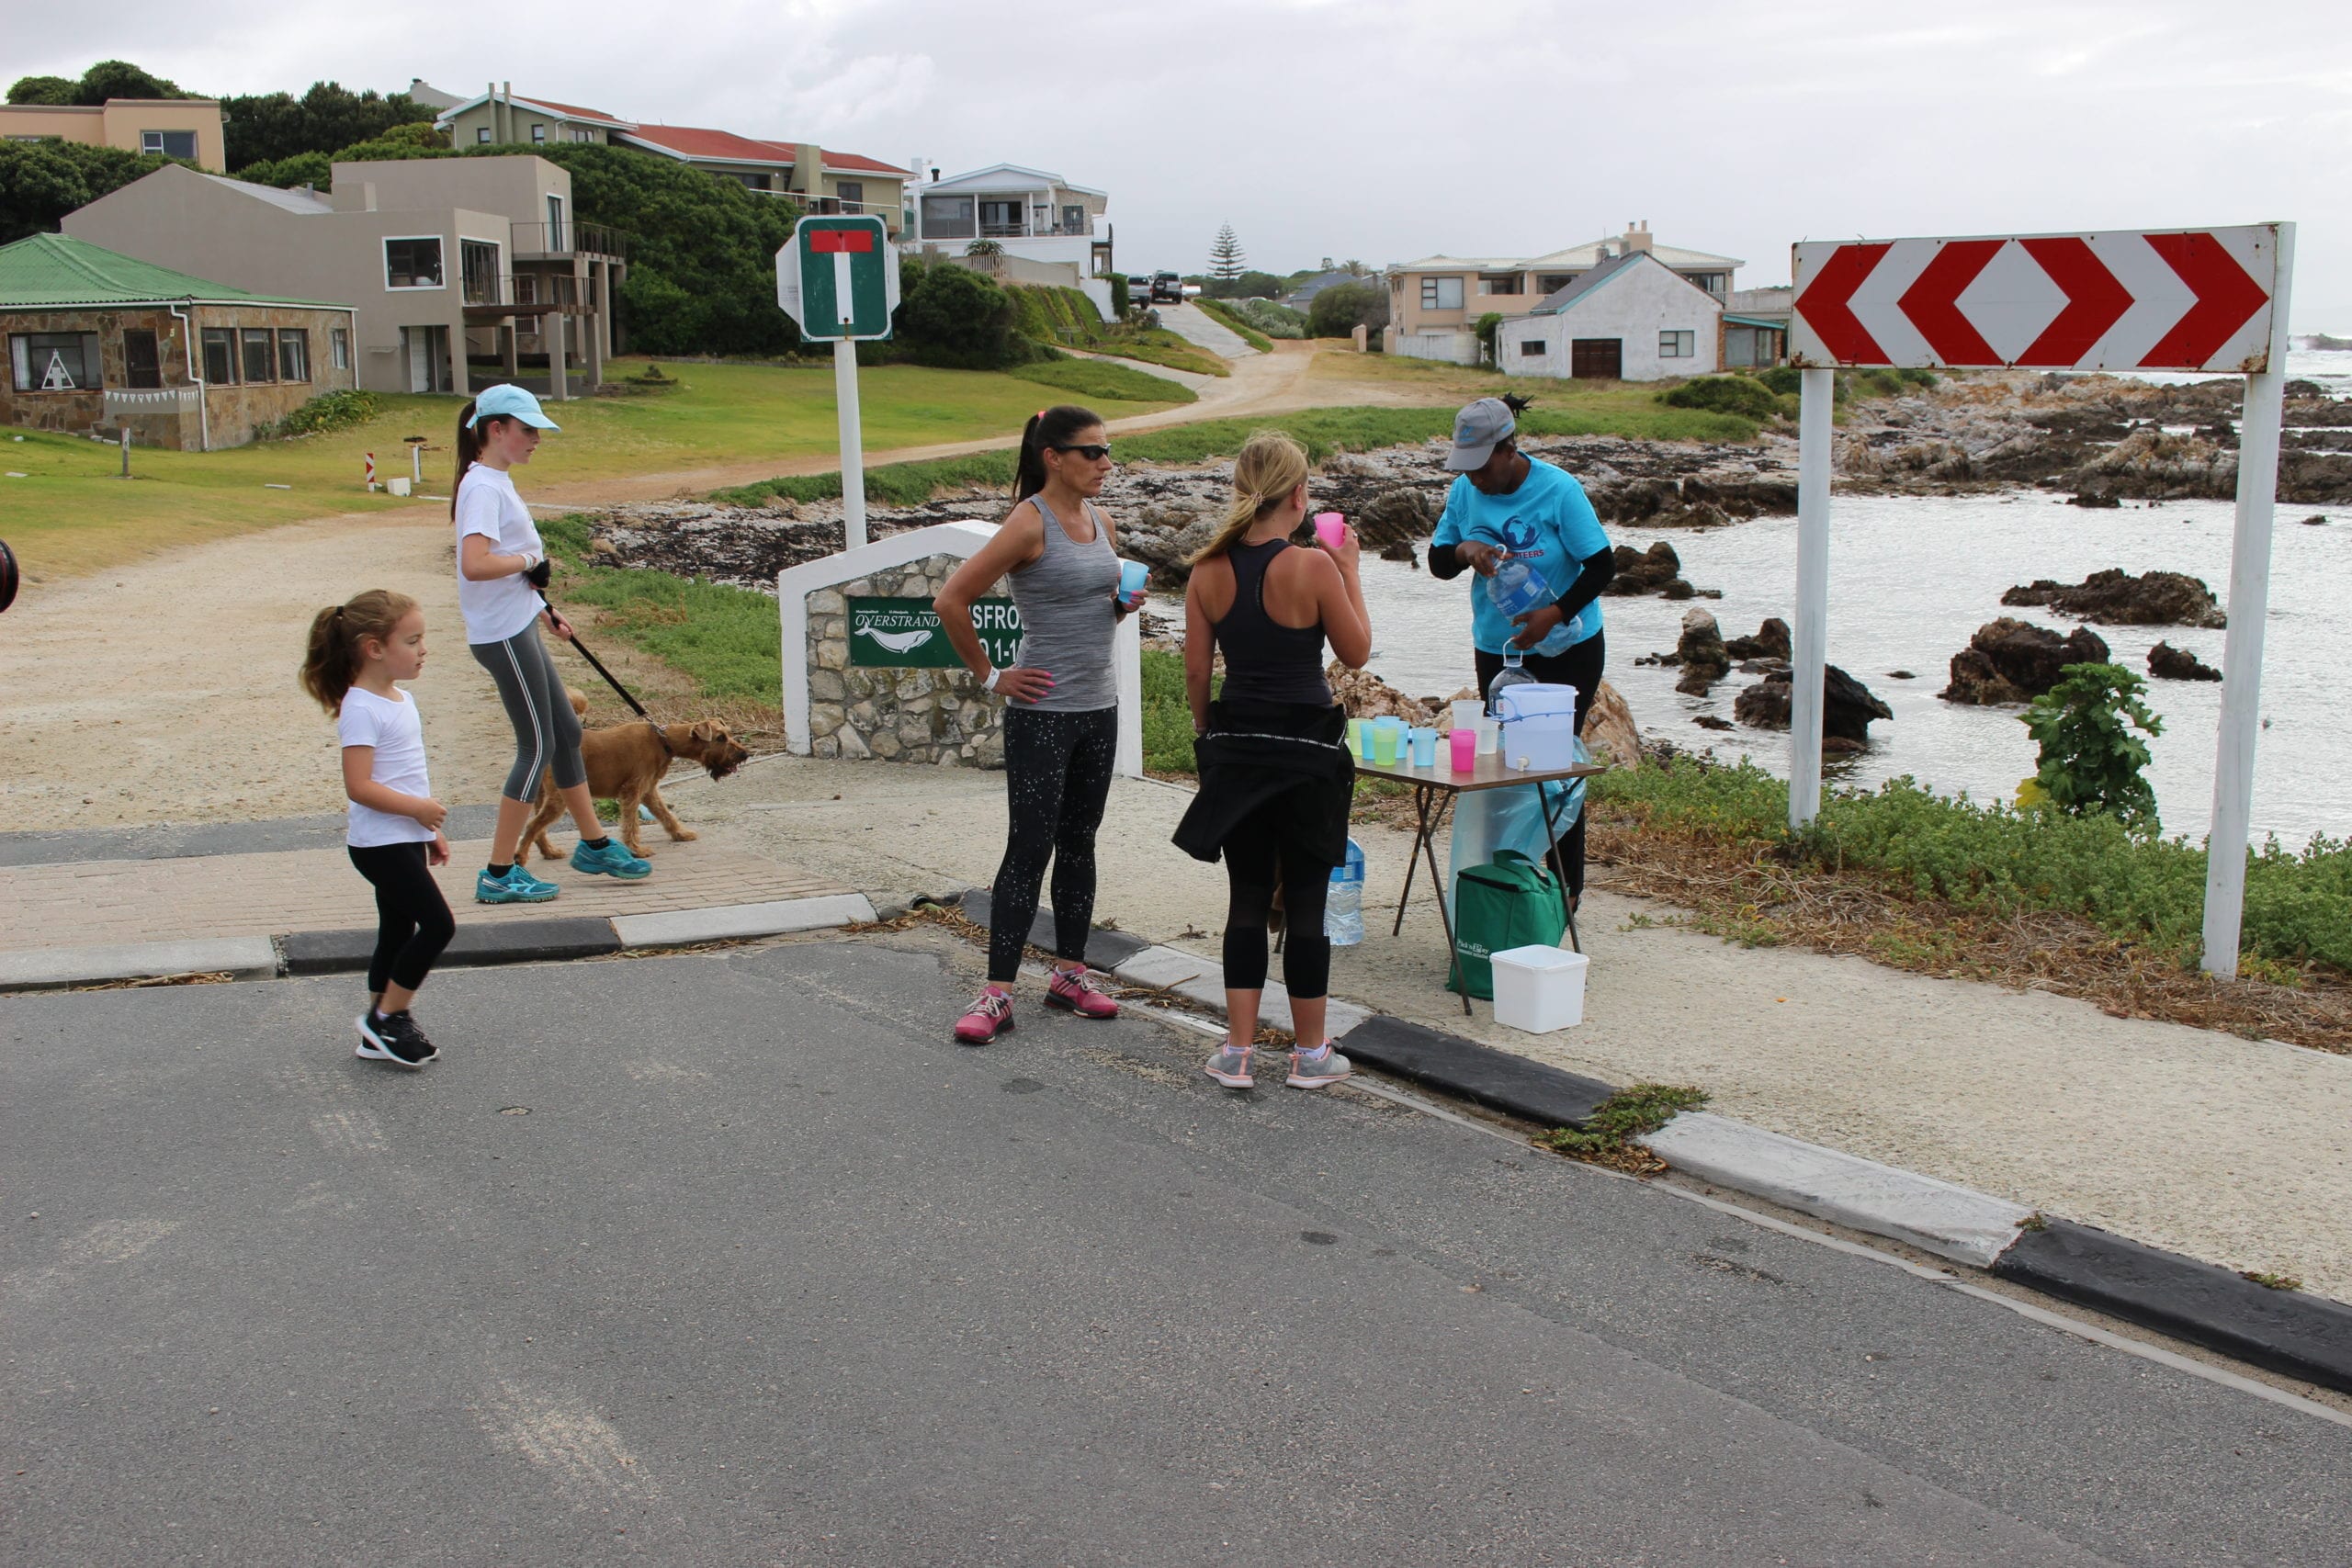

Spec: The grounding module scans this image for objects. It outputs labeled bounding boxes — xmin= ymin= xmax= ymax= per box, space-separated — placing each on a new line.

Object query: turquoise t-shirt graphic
xmin=1431 ymin=457 xmax=1611 ymax=655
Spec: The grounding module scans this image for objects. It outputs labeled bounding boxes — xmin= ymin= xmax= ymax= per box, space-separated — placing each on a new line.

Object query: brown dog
xmin=520 ymin=691 xmax=752 ymax=861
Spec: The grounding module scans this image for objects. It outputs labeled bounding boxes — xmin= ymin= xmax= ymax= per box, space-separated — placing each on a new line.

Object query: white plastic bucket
xmin=1501 ymin=712 xmax=1579 ymax=772
xmin=1494 ymin=682 xmax=1577 ymax=724
xmin=1490 ymin=944 xmax=1589 ymax=1032
xmin=386 ymin=476 xmax=412 ymax=497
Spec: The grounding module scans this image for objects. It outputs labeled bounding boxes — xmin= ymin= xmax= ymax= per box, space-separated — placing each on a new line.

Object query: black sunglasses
xmin=1050 ymin=443 xmax=1114 ymax=461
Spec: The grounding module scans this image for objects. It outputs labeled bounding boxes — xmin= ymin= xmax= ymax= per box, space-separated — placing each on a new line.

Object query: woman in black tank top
xmin=1172 ymin=433 xmax=1372 ymax=1092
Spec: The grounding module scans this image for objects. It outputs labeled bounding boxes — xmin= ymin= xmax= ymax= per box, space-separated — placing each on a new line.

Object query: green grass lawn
xmin=6 ymin=356 xmax=1184 ymax=581
xmin=1009 ymin=356 xmax=1198 ymax=406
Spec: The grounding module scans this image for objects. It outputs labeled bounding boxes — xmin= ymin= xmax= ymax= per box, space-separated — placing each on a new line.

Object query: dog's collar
xmin=647 ymin=720 xmax=673 ymax=758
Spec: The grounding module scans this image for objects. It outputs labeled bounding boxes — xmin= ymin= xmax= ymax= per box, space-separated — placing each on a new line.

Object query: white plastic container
xmin=386 ymin=476 xmax=413 ymax=497
xmin=1490 ymin=943 xmax=1589 ymax=1032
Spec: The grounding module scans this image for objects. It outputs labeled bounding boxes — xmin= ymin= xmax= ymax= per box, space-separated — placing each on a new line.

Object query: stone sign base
xmin=805 ymin=558 xmax=1006 ymax=765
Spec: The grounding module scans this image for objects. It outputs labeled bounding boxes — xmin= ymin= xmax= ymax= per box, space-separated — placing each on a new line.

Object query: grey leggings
xmin=470 ymin=626 xmax=586 ymax=800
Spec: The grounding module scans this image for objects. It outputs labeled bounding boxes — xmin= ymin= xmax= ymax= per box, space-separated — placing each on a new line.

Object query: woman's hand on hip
xmin=992 ymin=666 xmax=1057 ymax=705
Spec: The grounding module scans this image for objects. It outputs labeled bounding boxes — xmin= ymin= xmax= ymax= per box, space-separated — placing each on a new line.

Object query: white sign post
xmin=776 ymin=214 xmax=900 ymax=551
xmin=1788 ymin=222 xmax=2292 ymax=977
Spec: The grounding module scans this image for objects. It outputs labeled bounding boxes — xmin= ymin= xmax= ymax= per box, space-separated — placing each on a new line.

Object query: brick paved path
xmin=0 ymin=831 xmax=845 ymax=952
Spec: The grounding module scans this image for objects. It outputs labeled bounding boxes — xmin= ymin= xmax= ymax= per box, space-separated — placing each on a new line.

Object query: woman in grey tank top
xmin=935 ymin=405 xmax=1141 ymax=1043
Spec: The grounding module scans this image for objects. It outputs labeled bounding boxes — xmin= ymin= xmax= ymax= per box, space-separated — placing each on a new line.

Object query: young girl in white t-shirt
xmin=300 ymin=589 xmax=455 ymax=1070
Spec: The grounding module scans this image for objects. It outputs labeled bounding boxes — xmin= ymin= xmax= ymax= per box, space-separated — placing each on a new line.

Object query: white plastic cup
xmin=1450 ymin=698 xmax=1483 ymax=735
xmin=1475 ymin=716 xmax=1500 ymax=756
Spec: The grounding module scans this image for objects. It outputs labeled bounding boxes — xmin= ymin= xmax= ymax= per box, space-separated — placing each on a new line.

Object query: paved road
xmin=6 ymin=938 xmax=2347 ymax=1565
xmin=1155 ymin=300 xmax=1261 ymax=359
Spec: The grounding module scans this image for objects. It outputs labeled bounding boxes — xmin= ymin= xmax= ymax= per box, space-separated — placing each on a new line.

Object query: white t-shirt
xmin=337 ymin=686 xmax=435 ymax=848
xmin=454 ymin=463 xmax=546 ymax=645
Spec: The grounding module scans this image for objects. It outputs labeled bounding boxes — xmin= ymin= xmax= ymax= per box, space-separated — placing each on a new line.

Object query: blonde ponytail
xmin=1189 ymin=430 xmax=1311 ymax=565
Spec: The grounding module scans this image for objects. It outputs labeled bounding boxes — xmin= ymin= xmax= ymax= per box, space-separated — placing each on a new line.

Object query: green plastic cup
xmin=1372 ymin=724 xmax=1402 ymax=766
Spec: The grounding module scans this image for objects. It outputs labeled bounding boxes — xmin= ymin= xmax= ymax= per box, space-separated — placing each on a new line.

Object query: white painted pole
xmin=834 ymin=336 xmax=867 ymax=552
xmin=1789 ymin=367 xmax=1836 ymax=829
xmin=2200 ymin=223 xmax=2295 ymax=979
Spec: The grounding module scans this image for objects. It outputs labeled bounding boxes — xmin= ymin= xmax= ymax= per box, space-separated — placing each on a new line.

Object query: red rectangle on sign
xmin=810 ymin=231 xmax=875 ymax=254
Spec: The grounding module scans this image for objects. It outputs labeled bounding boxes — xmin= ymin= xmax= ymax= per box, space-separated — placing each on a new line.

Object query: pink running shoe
xmin=1044 ymin=966 xmax=1119 ymax=1020
xmin=954 ymin=987 xmax=1015 ymax=1044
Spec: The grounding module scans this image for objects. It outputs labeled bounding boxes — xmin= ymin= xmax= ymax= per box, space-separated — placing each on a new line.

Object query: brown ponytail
xmin=450 ymin=400 xmax=518 ymax=516
xmin=300 ymin=589 xmax=420 ymax=716
xmin=1012 ymin=404 xmax=1102 ymax=502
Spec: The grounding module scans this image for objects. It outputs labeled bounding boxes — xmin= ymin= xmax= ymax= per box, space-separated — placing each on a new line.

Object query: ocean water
xmin=1357 ymin=488 xmax=2352 ymax=847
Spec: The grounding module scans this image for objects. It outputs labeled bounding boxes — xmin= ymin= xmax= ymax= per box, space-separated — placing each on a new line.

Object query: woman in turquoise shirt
xmin=1428 ymin=396 xmax=1618 ymax=908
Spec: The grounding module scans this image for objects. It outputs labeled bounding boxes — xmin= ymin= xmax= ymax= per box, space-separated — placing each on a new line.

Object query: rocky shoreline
xmin=584 ymin=370 xmax=2346 ymax=595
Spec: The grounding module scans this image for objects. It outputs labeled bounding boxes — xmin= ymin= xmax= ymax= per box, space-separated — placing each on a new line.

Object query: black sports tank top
xmin=1211 ymin=538 xmax=1332 ymax=706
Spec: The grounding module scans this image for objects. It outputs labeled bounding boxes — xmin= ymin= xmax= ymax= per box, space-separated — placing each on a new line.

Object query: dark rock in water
xmin=2304 ymin=514 xmax=2330 ymax=526
xmin=2002 ymin=568 xmax=2225 ymax=628
xmin=2148 ymin=641 xmax=2222 ymax=682
xmin=1822 ymin=736 xmax=1868 ymax=756
xmin=1723 ymin=616 xmax=1792 ymax=661
xmin=1738 ymin=658 xmax=1791 ymax=675
xmin=1886 ymin=670 xmax=1916 ymax=680
xmin=1940 ymin=618 xmax=2110 ymax=705
xmin=1353 ymin=489 xmax=1433 ymax=552
xmin=1692 ymin=715 xmax=1736 ymax=731
xmin=1734 ymin=664 xmax=1891 ymax=741
xmin=1605 ymin=540 xmax=1682 ymax=595
xmin=2068 ymin=489 xmax=2123 ymax=508
xmin=1674 ymin=609 xmax=1730 ymax=695
xmin=1379 ymin=539 xmax=1419 ymax=565
xmin=1661 ymin=578 xmax=1696 ymax=600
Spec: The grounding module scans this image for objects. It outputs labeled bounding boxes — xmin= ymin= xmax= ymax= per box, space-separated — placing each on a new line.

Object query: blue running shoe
xmin=571 ymin=838 xmax=651 ymax=880
xmin=476 ymin=864 xmax=560 ymax=904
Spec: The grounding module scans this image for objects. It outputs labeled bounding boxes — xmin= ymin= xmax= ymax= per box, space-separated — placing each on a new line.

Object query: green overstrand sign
xmin=847 ymin=597 xmax=1023 ymax=669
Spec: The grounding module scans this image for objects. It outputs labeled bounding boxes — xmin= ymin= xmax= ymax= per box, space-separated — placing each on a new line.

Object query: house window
xmin=921 ymin=194 xmax=975 ymax=239
xmin=385 ymin=236 xmax=445 ymax=289
xmin=531 ymin=124 xmax=547 ymax=143
xmin=978 ymin=199 xmax=1023 ymax=237
xmin=1658 ymin=330 xmax=1696 ymax=358
xmin=724 ymin=173 xmax=768 ymax=190
xmin=9 ymin=332 xmax=102 ymax=391
xmin=141 ymin=130 xmax=198 ymax=160
xmin=123 ymin=328 xmax=163 ymax=389
xmin=330 ymin=327 xmax=350 ymax=370
xmin=1062 ymin=204 xmax=1084 ymax=234
xmin=277 ymin=329 xmax=311 ymax=383
xmin=1419 ymin=276 xmax=1464 ymax=311
xmin=1478 ymin=273 xmax=1522 ymax=295
xmin=200 ymin=327 xmax=236 ymax=383
xmin=460 ymin=239 xmax=501 ymax=304
xmin=1519 ymin=339 xmax=1547 ymax=356
xmin=836 ymin=181 xmax=864 ymax=209
xmin=545 ymin=194 xmax=566 ymax=251
xmin=242 ymin=328 xmax=277 ymax=382
xmin=1535 ymin=273 xmax=1577 ymax=295
xmin=1686 ymin=273 xmax=1725 ymax=295
xmin=476 ymin=126 xmax=491 ymax=144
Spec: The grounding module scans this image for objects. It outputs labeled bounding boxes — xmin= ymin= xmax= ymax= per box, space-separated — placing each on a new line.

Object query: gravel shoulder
xmin=679 ymin=753 xmax=2352 ymax=1306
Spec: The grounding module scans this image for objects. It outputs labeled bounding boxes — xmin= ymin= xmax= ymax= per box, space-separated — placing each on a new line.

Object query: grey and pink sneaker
xmin=954 ymin=987 xmax=1015 ymax=1045
xmin=1045 ymin=966 xmax=1119 ymax=1020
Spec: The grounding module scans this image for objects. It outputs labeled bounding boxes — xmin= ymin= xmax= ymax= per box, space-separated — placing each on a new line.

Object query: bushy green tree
xmin=892 ymin=260 xmax=1023 ymax=369
xmin=0 ymin=140 xmax=171 ymax=243
xmin=6 ymin=75 xmax=79 ymax=106
xmin=222 ymin=82 xmax=435 ymax=171
xmin=2020 ymin=662 xmax=2164 ymax=828
xmin=1307 ymin=280 xmax=1387 ymax=338
xmin=77 ymin=60 xmax=185 ymax=101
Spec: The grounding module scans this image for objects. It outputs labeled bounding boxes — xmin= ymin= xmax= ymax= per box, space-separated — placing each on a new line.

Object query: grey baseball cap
xmin=1445 ymin=397 xmax=1516 ymax=470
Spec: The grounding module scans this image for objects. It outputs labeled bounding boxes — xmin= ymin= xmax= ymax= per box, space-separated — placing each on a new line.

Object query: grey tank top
xmin=1009 ymin=493 xmax=1120 ymax=712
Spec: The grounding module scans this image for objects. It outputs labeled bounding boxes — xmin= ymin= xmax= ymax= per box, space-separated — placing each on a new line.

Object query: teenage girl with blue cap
xmin=451 ymin=383 xmax=651 ymax=901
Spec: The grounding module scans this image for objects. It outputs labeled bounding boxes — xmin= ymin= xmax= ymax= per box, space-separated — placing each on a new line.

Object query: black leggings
xmin=348 ymin=842 xmax=457 ymax=997
xmin=1474 ymin=629 xmax=1606 ymax=898
xmin=1221 ymin=802 xmax=1333 ymax=1001
xmin=989 ymin=706 xmax=1118 ymax=983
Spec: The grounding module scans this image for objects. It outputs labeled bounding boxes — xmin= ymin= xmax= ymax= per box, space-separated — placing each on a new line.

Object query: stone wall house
xmin=0 ymin=232 xmax=356 ymax=449
xmin=803 ymin=554 xmax=1013 ymax=767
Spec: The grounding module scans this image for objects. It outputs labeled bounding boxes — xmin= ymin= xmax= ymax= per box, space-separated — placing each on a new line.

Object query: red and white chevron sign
xmin=1791 ymin=225 xmax=2283 ymax=373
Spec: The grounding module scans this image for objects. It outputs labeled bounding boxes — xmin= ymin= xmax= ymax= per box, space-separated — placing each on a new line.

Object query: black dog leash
xmin=536 ymin=588 xmax=653 ymax=722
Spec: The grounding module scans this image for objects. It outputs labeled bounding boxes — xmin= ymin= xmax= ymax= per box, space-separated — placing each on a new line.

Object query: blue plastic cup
xmin=1117 ymin=559 xmax=1149 ymax=604
xmin=1408 ymin=727 xmax=1438 ymax=767
xmin=1356 ymin=719 xmax=1376 ymax=760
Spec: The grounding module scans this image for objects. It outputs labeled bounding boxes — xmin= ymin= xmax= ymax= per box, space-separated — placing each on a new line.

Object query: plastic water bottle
xmin=1486 ymin=560 xmax=1579 ymax=656
xmin=1325 ymin=838 xmax=1366 ymax=946
xmin=1487 ymin=647 xmax=1536 ymax=715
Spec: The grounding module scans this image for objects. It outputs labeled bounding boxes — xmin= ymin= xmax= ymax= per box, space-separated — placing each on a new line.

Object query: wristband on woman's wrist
xmin=982 ymin=667 xmax=1001 ymax=692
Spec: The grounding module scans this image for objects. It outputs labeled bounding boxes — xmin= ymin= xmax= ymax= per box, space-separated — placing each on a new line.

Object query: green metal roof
xmin=0 ymin=231 xmax=348 ymax=311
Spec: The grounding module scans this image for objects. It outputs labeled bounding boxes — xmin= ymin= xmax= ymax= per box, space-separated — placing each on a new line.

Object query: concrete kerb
xmin=0 ymin=936 xmax=279 ymax=992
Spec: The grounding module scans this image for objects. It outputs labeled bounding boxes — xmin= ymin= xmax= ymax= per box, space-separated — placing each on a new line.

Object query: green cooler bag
xmin=1448 ymin=850 xmax=1567 ymax=999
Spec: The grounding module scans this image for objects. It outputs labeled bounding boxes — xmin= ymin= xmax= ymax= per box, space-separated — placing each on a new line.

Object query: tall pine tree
xmin=1207 ymin=223 xmax=1246 ymax=283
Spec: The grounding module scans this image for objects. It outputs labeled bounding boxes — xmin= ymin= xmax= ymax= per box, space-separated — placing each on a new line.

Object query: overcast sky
xmin=17 ymin=0 xmax=2348 ymax=328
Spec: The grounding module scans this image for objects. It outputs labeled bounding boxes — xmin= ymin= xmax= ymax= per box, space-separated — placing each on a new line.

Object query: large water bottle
xmin=1325 ymin=838 xmax=1366 ymax=946
xmin=1487 ymin=647 xmax=1536 ymax=716
xmin=1486 ymin=559 xmax=1579 ymax=656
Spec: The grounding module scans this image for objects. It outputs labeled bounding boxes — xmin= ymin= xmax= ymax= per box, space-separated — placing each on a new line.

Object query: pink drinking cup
xmin=1449 ymin=728 xmax=1477 ymax=773
xmin=1313 ymin=512 xmax=1348 ymax=551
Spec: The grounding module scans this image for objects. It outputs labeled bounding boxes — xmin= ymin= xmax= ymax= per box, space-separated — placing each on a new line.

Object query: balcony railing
xmin=509 ymin=221 xmax=628 ymax=260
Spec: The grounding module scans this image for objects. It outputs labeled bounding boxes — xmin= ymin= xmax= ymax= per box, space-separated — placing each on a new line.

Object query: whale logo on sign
xmin=855 ymin=625 xmax=934 ymax=656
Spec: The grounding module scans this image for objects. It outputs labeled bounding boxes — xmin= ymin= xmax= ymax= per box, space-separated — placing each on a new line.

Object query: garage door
xmin=1570 ymin=339 xmax=1623 ymax=379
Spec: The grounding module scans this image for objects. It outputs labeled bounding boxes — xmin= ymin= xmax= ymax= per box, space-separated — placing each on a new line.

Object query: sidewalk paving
xmin=681 ymin=753 xmax=2352 ymax=1306
xmin=0 ymin=827 xmax=844 ymax=953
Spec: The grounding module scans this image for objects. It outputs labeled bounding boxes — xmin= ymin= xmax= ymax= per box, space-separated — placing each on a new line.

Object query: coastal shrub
xmin=1226 ymin=297 xmax=1307 ymax=339
xmin=255 ymin=389 xmax=382 ymax=439
xmin=1109 ymin=274 xmax=1130 ymax=317
xmin=1748 ymin=366 xmax=1938 ymax=402
xmin=894 ymin=263 xmax=1031 ymax=369
xmin=1008 ymin=355 xmax=1196 ymax=406
xmin=1589 ymin=759 xmax=2352 ymax=973
xmin=1476 ymin=311 xmax=1505 ymax=364
xmin=0 ymin=140 xmax=175 ymax=244
xmin=1307 ymin=281 xmax=1388 ymax=339
xmin=2020 ymin=662 xmax=2163 ymax=828
xmin=1194 ymin=299 xmax=1275 ymax=353
xmin=1005 ymin=283 xmax=1102 ymax=349
xmin=1660 ymin=376 xmax=1781 ymax=422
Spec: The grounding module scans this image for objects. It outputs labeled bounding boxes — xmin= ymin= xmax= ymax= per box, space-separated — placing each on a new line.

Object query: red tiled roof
xmin=620 ymin=123 xmax=909 ymax=176
xmin=524 ymin=96 xmax=632 ymax=125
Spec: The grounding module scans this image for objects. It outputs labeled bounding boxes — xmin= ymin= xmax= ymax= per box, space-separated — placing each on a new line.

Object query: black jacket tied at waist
xmin=1172 ymin=697 xmax=1353 ymax=871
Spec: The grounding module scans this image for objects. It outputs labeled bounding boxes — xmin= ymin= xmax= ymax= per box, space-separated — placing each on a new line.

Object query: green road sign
xmin=847 ymin=597 xmax=1023 ymax=669
xmin=776 ymin=215 xmax=899 ymax=341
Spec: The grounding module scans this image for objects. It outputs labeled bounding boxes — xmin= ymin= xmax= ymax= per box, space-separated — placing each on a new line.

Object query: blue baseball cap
xmin=467 ymin=383 xmax=560 ymax=431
